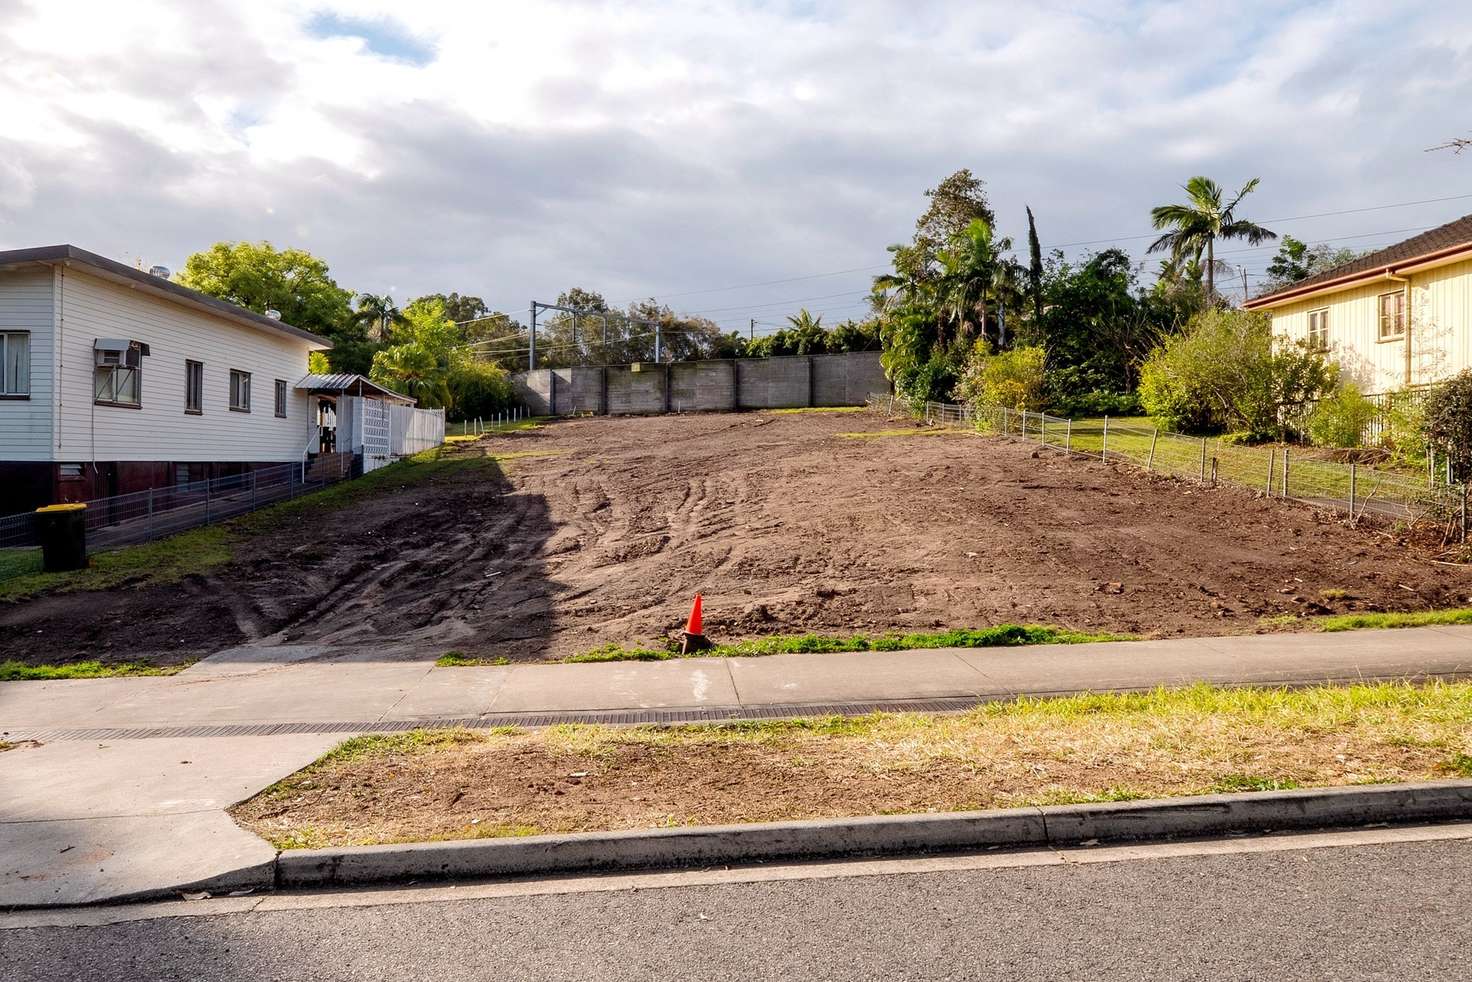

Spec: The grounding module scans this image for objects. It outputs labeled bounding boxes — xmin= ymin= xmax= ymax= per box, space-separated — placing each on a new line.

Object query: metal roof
xmin=0 ymin=244 xmax=334 ymax=348
xmin=1247 ymin=214 xmax=1472 ymax=308
xmin=295 ymin=373 xmax=415 ymax=403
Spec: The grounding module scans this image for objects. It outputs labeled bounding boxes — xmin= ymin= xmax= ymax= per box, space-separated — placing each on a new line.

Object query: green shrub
xmin=1052 ymin=390 xmax=1141 ymax=418
xmin=1306 ymin=382 xmax=1379 ymax=448
xmin=1138 ymin=308 xmax=1336 ymax=438
xmin=447 ymin=359 xmax=514 ymax=421
xmin=1424 ymin=370 xmax=1472 ymax=481
xmin=956 ymin=344 xmax=1047 ymax=412
xmin=1384 ymin=389 xmax=1429 ymax=469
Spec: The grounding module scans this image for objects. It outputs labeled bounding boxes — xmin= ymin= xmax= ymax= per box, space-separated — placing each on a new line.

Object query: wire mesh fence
xmin=0 ymin=459 xmax=360 ymax=582
xmin=868 ymin=393 xmax=1468 ymax=533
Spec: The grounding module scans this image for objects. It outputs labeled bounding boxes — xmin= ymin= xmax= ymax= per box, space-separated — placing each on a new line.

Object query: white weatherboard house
xmin=0 ymin=244 xmax=412 ymax=514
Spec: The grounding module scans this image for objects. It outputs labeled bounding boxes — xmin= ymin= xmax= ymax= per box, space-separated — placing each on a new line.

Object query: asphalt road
xmin=6 ymin=836 xmax=1471 ymax=981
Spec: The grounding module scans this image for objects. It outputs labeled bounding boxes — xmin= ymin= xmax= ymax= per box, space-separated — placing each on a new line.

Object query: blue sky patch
xmin=306 ymin=11 xmax=436 ymax=66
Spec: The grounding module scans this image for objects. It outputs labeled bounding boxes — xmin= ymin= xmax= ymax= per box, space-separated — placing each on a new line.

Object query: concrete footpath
xmin=2 ymin=625 xmax=1470 ymax=908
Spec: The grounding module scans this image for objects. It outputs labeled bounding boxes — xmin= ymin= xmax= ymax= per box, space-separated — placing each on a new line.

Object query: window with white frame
xmin=274 ymin=379 xmax=288 ymax=418
xmin=1307 ymin=308 xmax=1328 ymax=351
xmin=1378 ymin=291 xmax=1406 ymax=341
xmin=94 ymin=343 xmax=143 ymax=407
xmin=0 ymin=331 xmax=29 ymax=396
xmin=230 ymin=369 xmax=251 ymax=412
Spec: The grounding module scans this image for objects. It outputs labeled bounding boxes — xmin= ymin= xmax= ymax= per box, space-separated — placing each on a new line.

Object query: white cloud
xmin=2 ymin=0 xmax=1471 ymax=321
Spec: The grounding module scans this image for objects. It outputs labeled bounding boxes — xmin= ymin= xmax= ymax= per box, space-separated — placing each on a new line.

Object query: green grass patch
xmin=561 ymin=625 xmax=1131 ymax=664
xmin=1440 ymin=752 xmax=1472 ymax=777
xmin=436 ymin=651 xmax=511 ymax=667
xmin=1316 ymin=608 xmax=1472 ymax=632
xmin=839 ymin=427 xmax=967 ymax=439
xmin=765 ymin=406 xmax=865 ymax=415
xmin=0 ymin=548 xmax=42 ymax=580
xmin=1210 ymin=773 xmax=1302 ymax=794
xmin=0 ymin=659 xmax=190 ymax=681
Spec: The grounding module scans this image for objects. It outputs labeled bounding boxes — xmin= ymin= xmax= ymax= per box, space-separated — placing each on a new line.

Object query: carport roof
xmin=296 ymin=373 xmax=415 ymax=403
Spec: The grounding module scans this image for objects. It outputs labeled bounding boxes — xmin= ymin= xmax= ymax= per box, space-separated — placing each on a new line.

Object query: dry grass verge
xmin=233 ymin=682 xmax=1472 ymax=850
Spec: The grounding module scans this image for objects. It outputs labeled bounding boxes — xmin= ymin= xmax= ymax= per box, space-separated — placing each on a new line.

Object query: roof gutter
xmin=1245 ymin=241 xmax=1472 ymax=310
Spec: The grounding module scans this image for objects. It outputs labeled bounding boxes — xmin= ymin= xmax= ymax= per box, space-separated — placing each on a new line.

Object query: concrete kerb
xmin=275 ymin=781 xmax=1472 ymax=891
xmin=13 ymin=781 xmax=1471 ymax=909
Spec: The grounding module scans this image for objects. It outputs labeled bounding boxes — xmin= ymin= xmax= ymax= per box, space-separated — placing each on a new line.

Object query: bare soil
xmin=4 ymin=411 xmax=1471 ymax=666
xmin=230 ymin=690 xmax=1472 ymax=848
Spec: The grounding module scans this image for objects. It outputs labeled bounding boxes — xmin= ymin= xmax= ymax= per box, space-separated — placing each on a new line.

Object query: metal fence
xmin=869 ymin=394 xmax=1468 ymax=532
xmin=0 ymin=459 xmax=359 ymax=580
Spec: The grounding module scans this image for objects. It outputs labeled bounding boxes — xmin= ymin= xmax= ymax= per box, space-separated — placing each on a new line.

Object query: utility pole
xmin=1240 ymin=266 xmax=1249 ymax=304
xmin=528 ymin=302 xmax=537 ymax=370
xmin=654 ymin=315 xmax=662 ymax=363
xmin=749 ymin=318 xmax=755 ymax=341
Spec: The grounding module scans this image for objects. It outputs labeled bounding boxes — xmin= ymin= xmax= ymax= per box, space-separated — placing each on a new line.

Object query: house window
xmin=0 ymin=331 xmax=29 ymax=397
xmin=274 ymin=379 xmax=288 ymax=418
xmin=94 ymin=345 xmax=142 ymax=407
xmin=230 ymin=370 xmax=251 ymax=412
xmin=185 ymin=360 xmax=204 ymax=414
xmin=1307 ymin=309 xmax=1329 ymax=351
xmin=1378 ymin=291 xmax=1406 ymax=341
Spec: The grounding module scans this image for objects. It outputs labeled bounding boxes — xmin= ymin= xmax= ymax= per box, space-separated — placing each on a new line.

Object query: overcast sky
xmin=2 ymin=0 xmax=1470 ymax=333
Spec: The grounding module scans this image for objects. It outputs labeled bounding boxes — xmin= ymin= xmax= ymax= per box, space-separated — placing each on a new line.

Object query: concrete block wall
xmin=551 ymin=368 xmax=605 ymax=415
xmin=606 ymin=365 xmax=668 ymax=414
xmin=513 ymin=352 xmax=889 ymax=416
xmin=812 ymin=351 xmax=887 ymax=405
xmin=513 ymin=371 xmax=553 ymax=415
xmin=670 ymin=360 xmax=737 ymax=413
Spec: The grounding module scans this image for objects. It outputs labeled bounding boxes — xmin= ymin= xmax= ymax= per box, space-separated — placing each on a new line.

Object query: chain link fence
xmin=868 ymin=394 xmax=1468 ymax=534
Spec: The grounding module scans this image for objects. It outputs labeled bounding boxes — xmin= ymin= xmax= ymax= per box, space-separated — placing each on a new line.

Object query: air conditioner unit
xmin=94 ymin=339 xmax=148 ymax=366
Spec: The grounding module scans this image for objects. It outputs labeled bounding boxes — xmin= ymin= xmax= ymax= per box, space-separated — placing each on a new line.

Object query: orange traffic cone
xmin=680 ymin=593 xmax=713 ymax=654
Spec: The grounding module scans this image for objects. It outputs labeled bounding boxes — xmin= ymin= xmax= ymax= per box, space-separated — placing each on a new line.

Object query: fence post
xmin=1282 ymin=447 xmax=1290 ymax=498
xmin=1199 ymin=439 xmax=1208 ymax=483
xmin=1146 ymin=428 xmax=1158 ymax=471
xmin=205 ymin=478 xmax=212 ymax=523
xmin=1040 ymin=414 xmax=1046 ymax=447
xmin=1349 ymin=462 xmax=1357 ymax=519
xmin=251 ymin=470 xmax=258 ymax=509
xmin=1065 ymin=419 xmax=1072 ymax=455
xmin=147 ymin=488 xmax=154 ymax=540
xmin=1462 ymin=483 xmax=1468 ymax=542
xmin=1101 ymin=415 xmax=1109 ymax=461
xmin=1264 ymin=446 xmax=1274 ymax=494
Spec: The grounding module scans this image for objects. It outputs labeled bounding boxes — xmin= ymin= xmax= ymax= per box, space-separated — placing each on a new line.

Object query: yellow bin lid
xmin=36 ymin=502 xmax=88 ymax=513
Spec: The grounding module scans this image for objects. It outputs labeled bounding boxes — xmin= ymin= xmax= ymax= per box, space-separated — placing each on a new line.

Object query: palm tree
xmin=937 ymin=218 xmax=1011 ymax=346
xmin=353 ymin=293 xmax=406 ymax=342
xmin=1148 ymin=177 xmax=1275 ymax=298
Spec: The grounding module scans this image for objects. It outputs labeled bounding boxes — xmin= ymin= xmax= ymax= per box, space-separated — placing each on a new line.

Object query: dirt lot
xmin=4 ymin=410 xmax=1471 ymax=666
xmin=231 ymin=683 xmax=1472 ymax=848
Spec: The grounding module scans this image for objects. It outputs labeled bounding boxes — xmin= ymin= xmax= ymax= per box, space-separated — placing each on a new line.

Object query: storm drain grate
xmin=4 ymin=696 xmax=991 ymax=743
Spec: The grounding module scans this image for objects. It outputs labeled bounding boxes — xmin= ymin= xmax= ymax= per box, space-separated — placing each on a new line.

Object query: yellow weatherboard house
xmin=1245 ymin=215 xmax=1472 ymax=394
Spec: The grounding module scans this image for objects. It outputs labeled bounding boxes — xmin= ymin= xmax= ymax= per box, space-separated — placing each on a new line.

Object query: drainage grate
xmin=4 ymin=696 xmax=990 ymax=743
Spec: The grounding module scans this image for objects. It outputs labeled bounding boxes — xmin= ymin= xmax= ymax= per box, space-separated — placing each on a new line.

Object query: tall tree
xmin=915 ymin=169 xmax=996 ymax=254
xmin=352 ymin=293 xmax=406 ymax=342
xmin=1148 ymin=176 xmax=1276 ymax=298
xmin=1263 ymin=236 xmax=1366 ymax=290
xmin=1026 ymin=206 xmax=1043 ymax=324
xmin=177 ymin=241 xmax=355 ymax=340
xmin=937 ymin=218 xmax=1011 ymax=347
xmin=409 ymin=292 xmax=490 ymax=325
